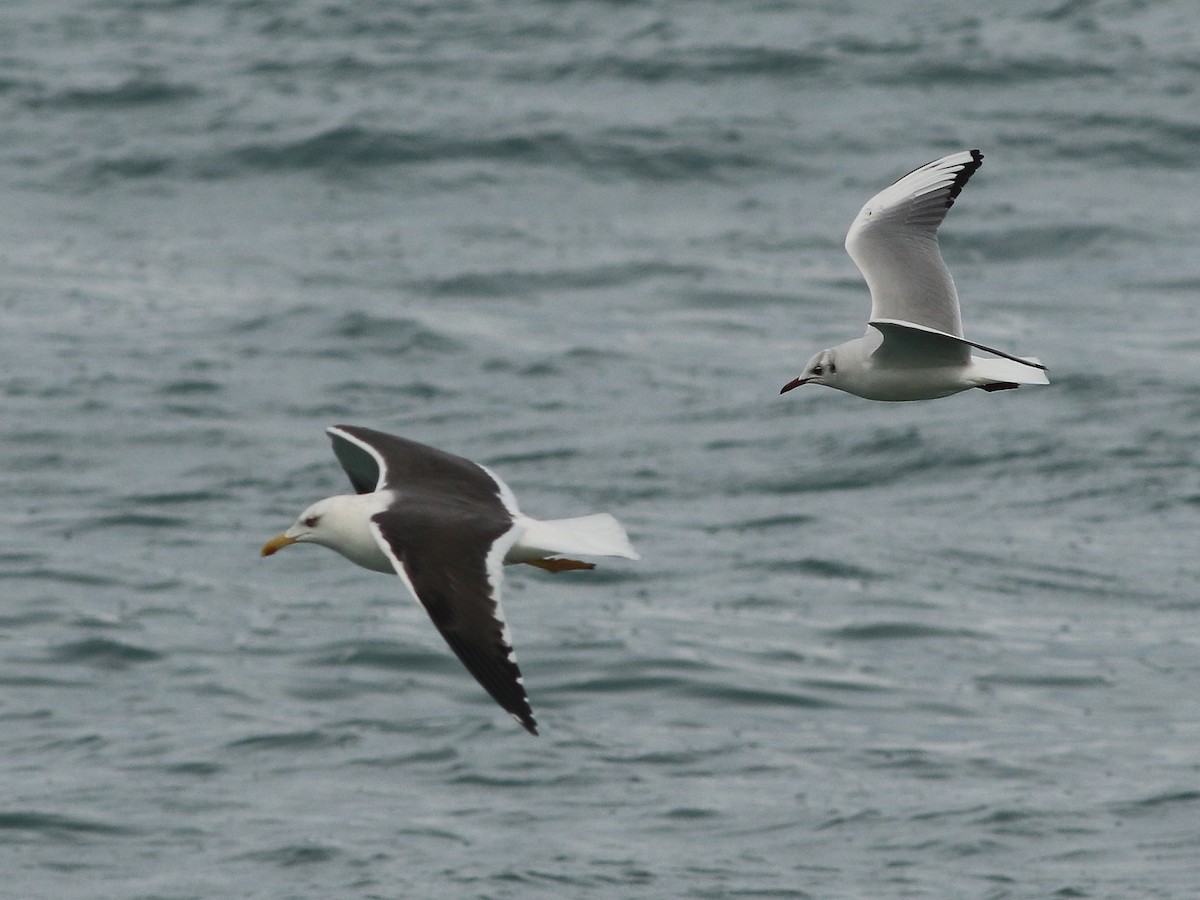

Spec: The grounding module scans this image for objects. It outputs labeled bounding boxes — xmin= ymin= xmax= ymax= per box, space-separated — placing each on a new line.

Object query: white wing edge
xmin=368 ymin=518 xmax=527 ymax=673
xmin=368 ymin=519 xmax=423 ymax=606
xmin=870 ymin=319 xmax=1047 ymax=370
xmin=483 ymin=524 xmax=526 ymax=672
xmin=476 ymin=462 xmax=523 ymax=518
xmin=326 ymin=425 xmax=390 ymax=492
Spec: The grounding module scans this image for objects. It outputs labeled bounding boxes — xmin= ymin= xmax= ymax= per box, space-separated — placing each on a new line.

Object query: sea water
xmin=2 ymin=1 xmax=1200 ymax=897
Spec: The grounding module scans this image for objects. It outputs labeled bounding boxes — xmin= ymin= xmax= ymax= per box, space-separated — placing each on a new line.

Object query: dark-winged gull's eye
xmin=812 ymin=365 xmax=823 ymax=376
xmin=303 ymin=515 xmax=320 ymax=528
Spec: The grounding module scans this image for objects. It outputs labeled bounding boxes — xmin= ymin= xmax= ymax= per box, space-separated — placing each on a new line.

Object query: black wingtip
xmin=945 ymin=149 xmax=984 ymax=208
xmin=515 ymin=695 xmax=539 ymax=735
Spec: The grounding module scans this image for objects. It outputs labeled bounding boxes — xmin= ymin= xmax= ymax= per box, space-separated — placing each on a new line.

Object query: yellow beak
xmin=261 ymin=533 xmax=297 ymax=557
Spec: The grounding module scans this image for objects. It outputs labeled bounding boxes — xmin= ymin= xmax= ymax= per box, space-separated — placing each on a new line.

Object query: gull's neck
xmin=311 ymin=492 xmax=395 ymax=574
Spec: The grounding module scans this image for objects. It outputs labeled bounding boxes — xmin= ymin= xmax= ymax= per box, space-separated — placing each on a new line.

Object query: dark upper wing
xmin=369 ymin=500 xmax=538 ymax=735
xmin=328 ymin=425 xmax=508 ymax=507
xmin=327 ymin=426 xmax=385 ymax=493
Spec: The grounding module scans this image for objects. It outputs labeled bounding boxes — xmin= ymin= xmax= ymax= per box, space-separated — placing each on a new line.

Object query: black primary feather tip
xmin=944 ymin=149 xmax=984 ymax=208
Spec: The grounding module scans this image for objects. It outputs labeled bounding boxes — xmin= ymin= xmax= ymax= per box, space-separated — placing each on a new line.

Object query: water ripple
xmin=0 ymin=810 xmax=137 ymax=839
xmin=46 ymin=638 xmax=162 ymax=668
xmin=24 ymin=76 xmax=201 ymax=110
xmin=828 ymin=622 xmax=991 ymax=641
xmin=236 ymin=842 xmax=342 ymax=867
xmin=225 ymin=729 xmax=360 ymax=753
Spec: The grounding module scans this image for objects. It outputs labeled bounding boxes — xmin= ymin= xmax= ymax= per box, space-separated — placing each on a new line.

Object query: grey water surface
xmin=2 ymin=1 xmax=1200 ymax=897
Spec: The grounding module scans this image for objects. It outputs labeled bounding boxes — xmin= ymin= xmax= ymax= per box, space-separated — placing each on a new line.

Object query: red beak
xmin=779 ymin=377 xmax=809 ymax=394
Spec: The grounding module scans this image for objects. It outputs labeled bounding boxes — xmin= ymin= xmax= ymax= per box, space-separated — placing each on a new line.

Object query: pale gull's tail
xmin=971 ymin=354 xmax=1050 ymax=388
xmin=510 ymin=513 xmax=639 ymax=563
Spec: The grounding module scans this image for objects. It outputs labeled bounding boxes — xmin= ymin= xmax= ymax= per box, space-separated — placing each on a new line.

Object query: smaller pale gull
xmin=261 ymin=425 xmax=639 ymax=735
xmin=780 ymin=149 xmax=1049 ymax=401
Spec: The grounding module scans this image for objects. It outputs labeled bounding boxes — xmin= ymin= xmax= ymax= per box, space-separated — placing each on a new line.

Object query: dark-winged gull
xmin=261 ymin=425 xmax=639 ymax=735
xmin=780 ymin=150 xmax=1049 ymax=401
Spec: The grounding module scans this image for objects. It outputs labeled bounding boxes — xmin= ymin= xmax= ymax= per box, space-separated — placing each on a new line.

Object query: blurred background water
xmin=2 ymin=0 xmax=1200 ymax=897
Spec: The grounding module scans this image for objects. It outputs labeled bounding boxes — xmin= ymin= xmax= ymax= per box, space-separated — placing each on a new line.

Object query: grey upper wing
xmin=867 ymin=321 xmax=971 ymax=367
xmin=844 ymin=150 xmax=983 ymax=336
xmin=870 ymin=319 xmax=1047 ymax=370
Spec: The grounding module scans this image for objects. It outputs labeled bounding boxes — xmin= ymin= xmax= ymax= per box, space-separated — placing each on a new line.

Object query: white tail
xmin=510 ymin=513 xmax=640 ymax=563
xmin=971 ymin=353 xmax=1050 ymax=387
